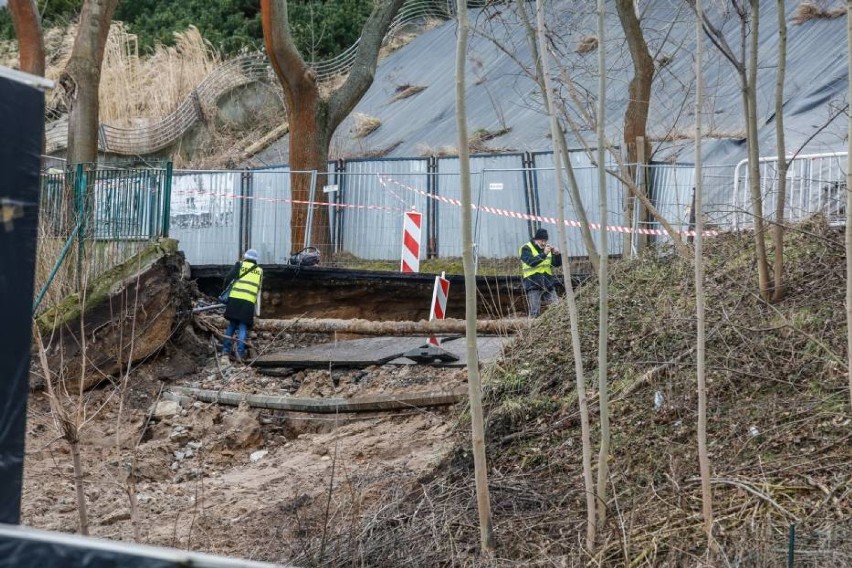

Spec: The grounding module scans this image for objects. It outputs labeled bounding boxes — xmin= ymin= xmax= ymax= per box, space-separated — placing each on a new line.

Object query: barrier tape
xmin=376 ymin=174 xmax=719 ymax=238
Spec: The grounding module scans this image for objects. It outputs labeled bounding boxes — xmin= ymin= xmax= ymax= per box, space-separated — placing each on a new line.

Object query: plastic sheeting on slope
xmin=255 ymin=0 xmax=848 ymax=208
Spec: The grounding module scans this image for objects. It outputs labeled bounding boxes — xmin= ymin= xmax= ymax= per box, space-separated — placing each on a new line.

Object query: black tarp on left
xmin=0 ymin=66 xmax=45 ymax=525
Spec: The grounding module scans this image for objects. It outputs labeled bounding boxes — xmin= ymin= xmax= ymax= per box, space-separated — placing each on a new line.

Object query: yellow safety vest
xmin=228 ymin=260 xmax=263 ymax=304
xmin=519 ymin=242 xmax=553 ymax=279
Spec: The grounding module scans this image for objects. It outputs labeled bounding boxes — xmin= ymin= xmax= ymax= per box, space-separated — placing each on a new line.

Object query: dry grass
xmin=792 ymin=1 xmax=845 ymax=24
xmin=352 ymin=112 xmax=382 ymax=138
xmin=100 ymin=24 xmax=220 ymax=126
xmin=417 ymin=144 xmax=458 ymax=157
xmin=388 ymin=84 xmax=427 ymax=104
xmin=575 ymin=35 xmax=599 ymax=54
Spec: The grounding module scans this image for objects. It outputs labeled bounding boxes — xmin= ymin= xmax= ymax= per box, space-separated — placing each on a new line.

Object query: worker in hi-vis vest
xmin=519 ymin=228 xmax=562 ymax=318
xmin=220 ymin=248 xmax=263 ymax=362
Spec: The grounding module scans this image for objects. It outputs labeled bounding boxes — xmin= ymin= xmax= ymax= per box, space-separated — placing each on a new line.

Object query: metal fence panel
xmin=249 ymin=168 xmax=297 ymax=265
xmin=532 ymin=151 xmax=624 ymax=257
xmin=732 ymin=152 xmax=848 ymax=229
xmin=169 ymin=171 xmax=240 ymax=265
xmin=471 ymin=154 xmax=531 ymax=258
xmin=646 ymin=163 xmax=695 ymax=247
xmin=339 ymin=158 xmax=430 ymax=261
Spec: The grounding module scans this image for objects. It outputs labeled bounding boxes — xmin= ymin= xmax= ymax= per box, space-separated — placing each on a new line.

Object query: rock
xmin=250 ymin=450 xmax=268 ymax=462
xmin=151 ymin=401 xmax=180 ymax=418
xmin=218 ymin=407 xmax=263 ymax=450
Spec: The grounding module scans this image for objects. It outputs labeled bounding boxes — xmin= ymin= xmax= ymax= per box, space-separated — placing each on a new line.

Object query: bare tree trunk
xmin=694 ymin=0 xmax=714 ymax=547
xmin=515 ymin=0 xmax=600 ymax=271
xmin=615 ymin=0 xmax=654 ymax=257
xmin=456 ymin=0 xmax=494 ymax=553
xmin=594 ymin=0 xmax=611 ymax=536
xmin=261 ymin=0 xmax=404 ymax=257
xmin=70 ymin=437 xmax=89 ymax=536
xmin=61 ymin=0 xmax=118 ymax=167
xmin=772 ymin=0 xmax=788 ymax=302
xmin=8 ymin=0 xmax=45 ymax=77
xmin=745 ymin=0 xmax=771 ymax=302
xmin=846 ymin=0 xmax=852 ymax=412
xmin=535 ymin=0 xmax=596 ymax=549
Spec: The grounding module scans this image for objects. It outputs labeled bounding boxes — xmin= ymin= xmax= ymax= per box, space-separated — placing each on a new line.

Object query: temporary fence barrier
xmin=401 ymin=209 xmax=423 ymax=272
xmin=427 ymin=272 xmax=450 ymax=346
xmin=733 ymin=152 xmax=848 ymax=230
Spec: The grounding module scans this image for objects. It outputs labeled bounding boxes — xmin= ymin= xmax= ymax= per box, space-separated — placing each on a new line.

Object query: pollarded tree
xmin=261 ymin=0 xmax=404 ymax=255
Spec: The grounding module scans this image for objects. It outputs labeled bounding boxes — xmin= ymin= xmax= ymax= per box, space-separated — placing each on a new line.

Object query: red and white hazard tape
xmin=376 ymin=174 xmax=718 ymax=238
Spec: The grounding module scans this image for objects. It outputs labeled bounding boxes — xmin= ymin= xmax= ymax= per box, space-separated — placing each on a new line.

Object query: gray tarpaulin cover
xmin=256 ymin=0 xmax=848 ymax=176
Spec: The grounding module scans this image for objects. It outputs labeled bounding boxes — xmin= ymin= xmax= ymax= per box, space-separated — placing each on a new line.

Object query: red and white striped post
xmin=400 ymin=209 xmax=422 ymax=273
xmin=428 ymin=271 xmax=450 ymax=346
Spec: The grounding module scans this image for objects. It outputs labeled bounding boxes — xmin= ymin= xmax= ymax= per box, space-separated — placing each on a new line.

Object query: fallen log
xmin=167 ymin=386 xmax=467 ymax=413
xmin=203 ymin=315 xmax=529 ymax=336
xmin=32 ymin=239 xmax=194 ymax=391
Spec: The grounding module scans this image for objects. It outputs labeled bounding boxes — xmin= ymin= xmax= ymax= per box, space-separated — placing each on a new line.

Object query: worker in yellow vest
xmin=220 ymin=248 xmax=263 ymax=362
xmin=519 ymin=228 xmax=562 ymax=318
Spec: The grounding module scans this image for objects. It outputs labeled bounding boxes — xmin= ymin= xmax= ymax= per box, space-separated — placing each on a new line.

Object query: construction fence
xmin=37 ymin=151 xmax=848 ymax=275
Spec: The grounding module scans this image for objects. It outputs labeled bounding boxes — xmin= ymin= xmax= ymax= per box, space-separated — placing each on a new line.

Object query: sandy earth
xmin=20 ymin=333 xmax=469 ymax=564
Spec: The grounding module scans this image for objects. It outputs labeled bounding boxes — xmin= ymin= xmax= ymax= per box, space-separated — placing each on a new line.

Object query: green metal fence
xmin=34 ymin=164 xmax=173 ymax=313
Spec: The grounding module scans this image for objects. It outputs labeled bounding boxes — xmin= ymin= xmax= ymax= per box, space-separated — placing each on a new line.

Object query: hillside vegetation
xmin=296 ymin=217 xmax=850 ymax=566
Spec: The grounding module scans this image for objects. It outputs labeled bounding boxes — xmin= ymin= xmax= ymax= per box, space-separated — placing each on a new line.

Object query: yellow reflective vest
xmin=228 ymin=260 xmax=263 ymax=304
xmin=519 ymin=241 xmax=553 ymax=279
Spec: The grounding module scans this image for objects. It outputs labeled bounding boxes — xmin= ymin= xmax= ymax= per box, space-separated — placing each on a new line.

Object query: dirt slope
xmin=314 ymin=218 xmax=851 ymax=567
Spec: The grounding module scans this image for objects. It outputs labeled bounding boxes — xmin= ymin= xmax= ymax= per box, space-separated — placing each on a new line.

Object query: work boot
xmin=234 ymin=352 xmax=246 ymax=364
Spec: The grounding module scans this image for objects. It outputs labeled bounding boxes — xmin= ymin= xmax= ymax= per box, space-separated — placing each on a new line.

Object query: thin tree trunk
xmin=745 ymin=0 xmax=771 ymax=301
xmin=535 ymin=0 xmax=597 ymax=549
xmin=456 ymin=0 xmax=494 ymax=552
xmin=70 ymin=437 xmax=89 ymax=535
xmin=846 ymin=0 xmax=852 ymax=412
xmin=515 ymin=0 xmax=600 ymax=271
xmin=8 ymin=0 xmax=45 ymax=77
xmin=772 ymin=0 xmax=788 ymax=302
xmin=554 ymin=125 xmax=601 ymax=271
xmin=694 ymin=0 xmax=714 ymax=546
xmin=594 ymin=0 xmax=611 ymax=536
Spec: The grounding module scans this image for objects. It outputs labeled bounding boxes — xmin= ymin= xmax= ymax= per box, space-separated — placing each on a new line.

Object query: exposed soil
xmin=21 ymin=327 xmax=473 ymax=563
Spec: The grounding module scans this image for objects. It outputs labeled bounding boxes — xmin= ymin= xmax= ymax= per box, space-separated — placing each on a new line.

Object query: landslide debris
xmin=303 ymin=217 xmax=851 ymax=567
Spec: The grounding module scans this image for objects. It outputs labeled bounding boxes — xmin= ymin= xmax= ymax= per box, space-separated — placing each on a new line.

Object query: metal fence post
xmin=162 ymin=162 xmax=173 ymax=237
xmin=74 ymin=164 xmax=86 ymax=292
xmin=787 ymin=523 xmax=796 ymax=568
xmin=304 ymin=170 xmax=318 ymax=249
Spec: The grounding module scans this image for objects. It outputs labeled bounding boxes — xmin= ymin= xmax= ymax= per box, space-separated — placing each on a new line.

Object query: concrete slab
xmin=253 ymin=336 xmax=428 ymax=368
xmin=388 ymin=336 xmax=511 ymax=367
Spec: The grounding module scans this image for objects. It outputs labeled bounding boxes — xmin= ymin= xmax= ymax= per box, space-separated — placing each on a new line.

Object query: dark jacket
xmin=520 ymin=240 xmax=563 ymax=291
xmin=222 ymin=260 xmax=259 ymax=326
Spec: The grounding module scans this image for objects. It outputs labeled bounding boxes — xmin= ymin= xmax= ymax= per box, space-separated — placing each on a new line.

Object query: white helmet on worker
xmin=243 ymin=248 xmax=259 ymax=262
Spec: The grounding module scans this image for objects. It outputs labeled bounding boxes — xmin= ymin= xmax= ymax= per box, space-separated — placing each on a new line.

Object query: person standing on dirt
xmin=220 ymin=248 xmax=263 ymax=362
xmin=519 ymin=228 xmax=562 ymax=318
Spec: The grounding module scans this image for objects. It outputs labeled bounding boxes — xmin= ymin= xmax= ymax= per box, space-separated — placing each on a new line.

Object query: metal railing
xmin=35 ymin=164 xmax=173 ymax=311
xmin=732 ymin=152 xmax=848 ymax=230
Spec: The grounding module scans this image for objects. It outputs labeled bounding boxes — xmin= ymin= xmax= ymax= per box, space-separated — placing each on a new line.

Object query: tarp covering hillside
xmin=257 ymin=1 xmax=848 ymax=171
